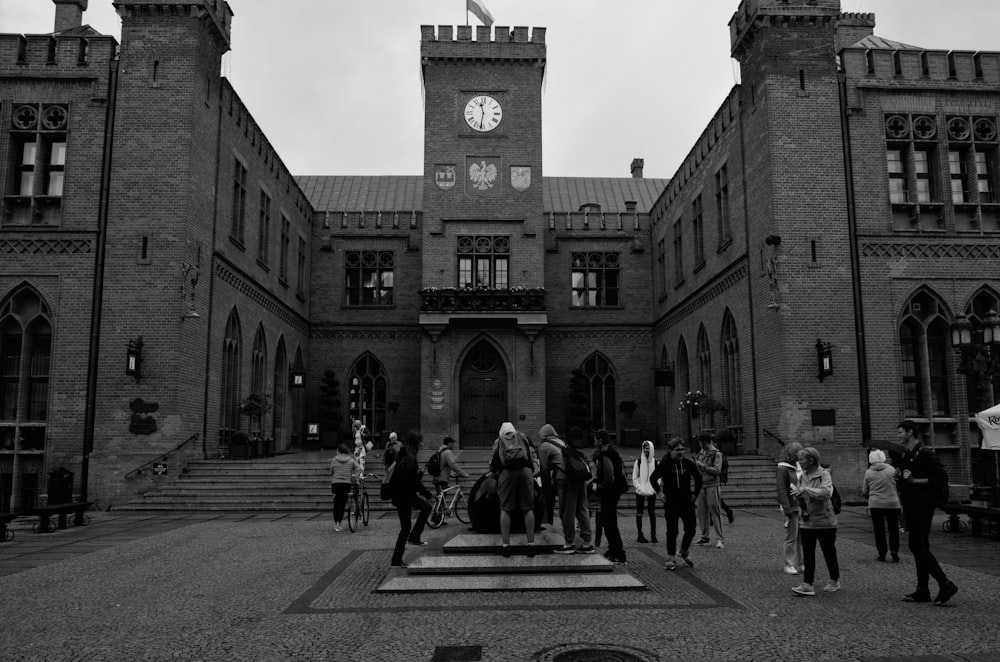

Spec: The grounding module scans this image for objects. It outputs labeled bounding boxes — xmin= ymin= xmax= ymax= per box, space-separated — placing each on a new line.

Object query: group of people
xmin=775 ymin=419 xmax=958 ymax=605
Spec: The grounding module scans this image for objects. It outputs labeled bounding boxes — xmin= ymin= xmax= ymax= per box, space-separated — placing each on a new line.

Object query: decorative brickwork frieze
xmin=660 ymin=265 xmax=747 ymax=329
xmin=0 ymin=238 xmax=91 ymax=254
xmin=311 ymin=328 xmax=422 ymax=341
xmin=215 ymin=262 xmax=308 ymax=334
xmin=545 ymin=328 xmax=652 ymax=342
xmin=862 ymin=243 xmax=1000 ymax=260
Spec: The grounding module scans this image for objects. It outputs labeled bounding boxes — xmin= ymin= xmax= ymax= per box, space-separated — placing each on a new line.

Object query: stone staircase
xmin=116 ymin=449 xmax=779 ymax=511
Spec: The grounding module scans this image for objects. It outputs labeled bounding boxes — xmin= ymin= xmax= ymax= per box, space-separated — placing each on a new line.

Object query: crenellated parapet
xmin=420 ymin=24 xmax=545 ymax=65
xmin=729 ymin=0 xmax=840 ymax=60
xmin=113 ymin=0 xmax=233 ymax=52
xmin=0 ymin=33 xmax=116 ymax=79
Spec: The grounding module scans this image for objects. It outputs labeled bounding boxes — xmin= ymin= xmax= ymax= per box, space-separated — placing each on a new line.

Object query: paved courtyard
xmin=2 ymin=505 xmax=998 ymax=661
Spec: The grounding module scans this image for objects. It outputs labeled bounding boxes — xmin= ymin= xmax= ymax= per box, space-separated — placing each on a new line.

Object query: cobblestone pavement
xmin=1 ymin=506 xmax=998 ymax=661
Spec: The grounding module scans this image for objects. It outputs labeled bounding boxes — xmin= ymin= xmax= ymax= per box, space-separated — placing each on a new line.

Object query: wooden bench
xmin=27 ymin=502 xmax=93 ymax=534
xmin=941 ymin=502 xmax=1000 ymax=538
xmin=0 ymin=513 xmax=15 ymax=542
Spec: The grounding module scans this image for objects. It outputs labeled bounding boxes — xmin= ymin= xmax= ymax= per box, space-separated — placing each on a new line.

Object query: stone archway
xmin=458 ymin=340 xmax=508 ymax=447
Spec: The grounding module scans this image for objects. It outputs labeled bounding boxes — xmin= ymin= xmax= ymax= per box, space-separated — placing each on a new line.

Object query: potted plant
xmin=317 ymin=370 xmax=344 ymax=449
xmin=239 ymin=392 xmax=273 ymax=456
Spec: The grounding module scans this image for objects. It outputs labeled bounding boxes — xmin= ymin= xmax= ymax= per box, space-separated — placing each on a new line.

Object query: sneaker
xmin=334 ymin=524 xmax=342 ymax=532
xmin=791 ymin=583 xmax=816 ymax=596
xmin=389 ymin=561 xmax=407 ymax=568
xmin=694 ymin=537 xmax=711 ymax=546
xmin=726 ymin=510 xmax=735 ymax=524
xmin=406 ymin=539 xmax=427 ymax=546
xmin=554 ymin=544 xmax=576 ymax=555
xmin=664 ymin=558 xmax=676 ymax=571
xmin=527 ymin=543 xmax=536 ymax=558
xmin=877 ymin=556 xmax=886 ymax=562
xmin=783 ymin=566 xmax=799 ymax=575
xmin=902 ymin=589 xmax=932 ymax=603
xmin=611 ymin=557 xmax=628 ymax=565
xmin=650 ymin=536 xmax=659 ymax=544
xmin=933 ymin=581 xmax=958 ymax=606
xmin=782 ymin=516 xmax=789 ymax=529
xmin=715 ymin=540 xmax=725 ymax=549
xmin=680 ymin=553 xmax=695 ymax=568
xmin=637 ymin=534 xmax=648 ymax=544
xmin=891 ymin=553 xmax=900 ymax=563
xmin=823 ymin=580 xmax=841 ymax=592
xmin=501 ymin=544 xmax=511 ymax=558
xmin=577 ymin=545 xmax=597 ymax=554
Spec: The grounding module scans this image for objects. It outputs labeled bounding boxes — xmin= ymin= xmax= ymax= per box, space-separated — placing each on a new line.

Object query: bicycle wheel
xmin=347 ymin=496 xmax=360 ymax=532
xmin=427 ymin=498 xmax=444 ymax=529
xmin=361 ymin=491 xmax=370 ymax=526
xmin=453 ymin=491 xmax=469 ymax=523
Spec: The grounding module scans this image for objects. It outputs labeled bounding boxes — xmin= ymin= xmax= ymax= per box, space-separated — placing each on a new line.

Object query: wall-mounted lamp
xmin=126 ymin=336 xmax=144 ymax=382
xmin=289 ymin=368 xmax=306 ymax=388
xmin=816 ymin=339 xmax=833 ymax=381
xmin=655 ymin=362 xmax=675 ymax=387
xmin=764 ymin=234 xmax=782 ymax=246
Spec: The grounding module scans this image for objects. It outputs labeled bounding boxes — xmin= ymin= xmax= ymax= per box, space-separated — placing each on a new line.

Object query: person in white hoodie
xmin=863 ymin=449 xmax=901 ymax=562
xmin=329 ymin=444 xmax=360 ymax=532
xmin=632 ymin=440 xmax=658 ymax=543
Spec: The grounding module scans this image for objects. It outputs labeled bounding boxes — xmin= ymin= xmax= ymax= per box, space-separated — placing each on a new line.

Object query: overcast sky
xmin=6 ymin=1 xmax=999 ymax=180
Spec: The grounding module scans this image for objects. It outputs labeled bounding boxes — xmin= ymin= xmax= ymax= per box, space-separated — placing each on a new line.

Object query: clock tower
xmin=418 ymin=24 xmax=548 ymax=445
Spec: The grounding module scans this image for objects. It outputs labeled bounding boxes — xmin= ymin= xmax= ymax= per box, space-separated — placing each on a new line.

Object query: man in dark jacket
xmin=650 ymin=437 xmax=702 ymax=570
xmin=389 ymin=429 xmax=433 ymax=567
xmin=897 ymin=420 xmax=958 ymax=605
xmin=594 ymin=429 xmax=626 ymax=564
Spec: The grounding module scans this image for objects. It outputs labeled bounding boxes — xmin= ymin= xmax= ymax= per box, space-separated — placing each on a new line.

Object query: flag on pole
xmin=467 ymin=0 xmax=494 ymax=26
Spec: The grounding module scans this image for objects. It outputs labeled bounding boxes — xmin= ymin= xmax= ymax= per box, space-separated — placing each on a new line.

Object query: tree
xmin=317 ymin=370 xmax=343 ymax=441
xmin=567 ymin=368 xmax=591 ymax=433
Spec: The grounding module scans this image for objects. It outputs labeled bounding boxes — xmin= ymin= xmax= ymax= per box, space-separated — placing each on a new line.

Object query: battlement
xmin=420 ymin=25 xmax=545 ymax=62
xmin=841 ymin=46 xmax=1000 ymax=91
xmin=113 ymin=0 xmax=233 ymax=51
xmin=0 ymin=33 xmax=116 ymax=77
xmin=730 ymin=0 xmax=840 ymax=59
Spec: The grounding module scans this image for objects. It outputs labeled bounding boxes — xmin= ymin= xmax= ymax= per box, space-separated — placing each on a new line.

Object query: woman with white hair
xmin=863 ymin=448 xmax=901 ymax=562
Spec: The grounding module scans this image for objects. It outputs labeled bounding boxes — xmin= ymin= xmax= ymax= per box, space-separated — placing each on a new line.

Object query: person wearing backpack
xmin=594 ymin=429 xmax=627 ymax=564
xmin=489 ymin=422 xmax=537 ymax=554
xmin=540 ymin=424 xmax=595 ymax=555
xmin=389 ymin=429 xmax=434 ymax=568
xmin=632 ymin=440 xmax=658 ymax=544
xmin=430 ymin=436 xmax=468 ymax=494
xmin=693 ymin=433 xmax=725 ymax=549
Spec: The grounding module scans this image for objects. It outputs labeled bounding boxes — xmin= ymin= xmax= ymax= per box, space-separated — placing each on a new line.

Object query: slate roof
xmin=850 ymin=35 xmax=921 ymax=51
xmin=296 ymin=175 xmax=669 ymax=214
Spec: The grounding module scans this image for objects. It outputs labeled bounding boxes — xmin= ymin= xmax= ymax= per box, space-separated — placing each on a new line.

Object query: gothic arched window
xmin=272 ymin=337 xmax=287 ymax=446
xmin=899 ymin=290 xmax=951 ymax=419
xmin=349 ymin=352 xmax=387 ymax=435
xmin=0 ymin=286 xmax=52 ymax=453
xmin=582 ymin=352 xmax=616 ymax=433
xmin=720 ymin=310 xmax=742 ymax=433
xmin=220 ymin=309 xmax=242 ymax=431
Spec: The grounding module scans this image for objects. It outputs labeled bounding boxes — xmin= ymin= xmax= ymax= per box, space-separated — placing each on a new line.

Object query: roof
xmin=296 ymin=175 xmax=668 ymax=214
xmin=850 ymin=35 xmax=921 ymax=51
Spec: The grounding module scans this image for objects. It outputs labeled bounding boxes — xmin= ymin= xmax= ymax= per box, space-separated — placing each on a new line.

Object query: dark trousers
xmin=870 ymin=507 xmax=900 ymax=558
xmin=663 ymin=499 xmax=697 ymax=556
xmin=330 ymin=483 xmax=351 ymax=523
xmin=600 ymin=491 xmax=625 ymax=560
xmin=541 ymin=476 xmax=556 ymax=525
xmin=391 ymin=493 xmax=431 ymax=565
xmin=800 ymin=527 xmax=839 ymax=585
xmin=904 ymin=504 xmax=947 ymax=589
xmin=635 ymin=494 xmax=657 ymax=538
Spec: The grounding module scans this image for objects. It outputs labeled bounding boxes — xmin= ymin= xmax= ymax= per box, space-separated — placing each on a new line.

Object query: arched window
xmin=582 ymin=352 xmax=616 ymax=433
xmin=272 ymin=337 xmax=287 ymax=447
xmin=676 ymin=337 xmax=691 ymax=439
xmin=220 ymin=309 xmax=242 ymax=431
xmin=958 ymin=288 xmax=1000 ymax=412
xmin=0 ymin=286 xmax=52 ymax=453
xmin=349 ymin=352 xmax=387 ymax=435
xmin=899 ymin=290 xmax=951 ymax=419
xmin=247 ymin=324 xmax=267 ymax=433
xmin=720 ymin=310 xmax=742 ymax=433
xmin=697 ymin=325 xmax=714 ymax=428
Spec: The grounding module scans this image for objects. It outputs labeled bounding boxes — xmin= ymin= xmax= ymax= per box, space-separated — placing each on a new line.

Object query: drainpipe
xmin=838 ymin=70 xmax=872 ymax=445
xmin=80 ymin=54 xmax=119 ymax=502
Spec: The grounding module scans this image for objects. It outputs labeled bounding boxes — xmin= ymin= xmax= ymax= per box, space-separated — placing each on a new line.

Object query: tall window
xmin=898 ymin=290 xmax=951 ymax=421
xmin=296 ymin=237 xmax=306 ymax=298
xmin=231 ymin=158 xmax=247 ymax=245
xmin=676 ymin=337 xmax=691 ymax=439
xmin=884 ymin=114 xmax=939 ymax=205
xmin=6 ymin=103 xmax=68 ymax=226
xmin=272 ymin=338 xmax=287 ymax=446
xmin=949 ymin=150 xmax=969 ymax=203
xmin=656 ymin=238 xmax=666 ymax=298
xmin=571 ymin=252 xmax=619 ymax=307
xmin=0 ymin=286 xmax=52 ymax=452
xmin=248 ymin=325 xmax=267 ymax=434
xmin=220 ymin=309 xmax=242 ymax=431
xmin=257 ymin=190 xmax=271 ymax=266
xmin=345 ymin=251 xmax=394 ymax=306
xmin=692 ymin=195 xmax=705 ymax=268
xmin=960 ymin=289 xmax=1000 ymax=413
xmin=279 ymin=215 xmax=290 ymax=282
xmin=582 ymin=353 xmax=616 ymax=433
xmin=720 ymin=309 xmax=742 ymax=433
xmin=697 ymin=325 xmax=712 ymax=427
xmin=672 ymin=219 xmax=684 ymax=285
xmin=715 ymin=164 xmax=731 ymax=247
xmin=887 ymin=149 xmax=907 ymax=203
xmin=945 ymin=116 xmax=998 ymax=205
xmin=349 ymin=353 xmax=387 ymax=435
xmin=457 ymin=235 xmax=509 ymax=289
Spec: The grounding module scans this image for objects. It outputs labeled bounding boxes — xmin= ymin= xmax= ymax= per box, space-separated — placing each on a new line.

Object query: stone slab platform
xmin=405 ymin=553 xmax=614 ymax=575
xmin=442 ymin=531 xmax=565 ymax=554
xmin=376 ymin=571 xmax=645 ymax=593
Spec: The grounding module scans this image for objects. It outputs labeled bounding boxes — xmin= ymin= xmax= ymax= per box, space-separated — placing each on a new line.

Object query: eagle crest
xmin=469 ymin=160 xmax=498 ymax=191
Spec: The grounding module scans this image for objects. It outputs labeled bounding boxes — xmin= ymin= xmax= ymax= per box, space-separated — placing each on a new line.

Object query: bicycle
xmin=347 ymin=473 xmax=375 ymax=532
xmin=427 ymin=481 xmax=469 ymax=529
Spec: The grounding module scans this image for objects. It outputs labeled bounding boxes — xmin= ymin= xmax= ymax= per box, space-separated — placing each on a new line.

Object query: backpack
xmin=830 ymin=485 xmax=842 ymax=514
xmin=426 ymin=450 xmax=442 ymax=477
xmin=719 ymin=452 xmax=729 ymax=486
xmin=499 ymin=434 xmax=531 ymax=470
xmin=380 ymin=461 xmax=397 ymax=501
xmin=559 ymin=444 xmax=592 ymax=483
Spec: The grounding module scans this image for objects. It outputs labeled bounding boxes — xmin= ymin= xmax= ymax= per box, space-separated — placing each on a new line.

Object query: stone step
xmin=376 ymin=571 xmax=644 ymax=593
xmin=405 ymin=554 xmax=614 ymax=575
xmin=442 ymin=531 xmax=565 ymax=554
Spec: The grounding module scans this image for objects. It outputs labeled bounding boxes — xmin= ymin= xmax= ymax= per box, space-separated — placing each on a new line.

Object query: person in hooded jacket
xmin=632 ymin=440 xmax=658 ymax=544
xmin=863 ymin=448 xmax=901 ymax=562
xmin=536 ymin=423 xmax=563 ymax=526
xmin=775 ymin=441 xmax=804 ymax=574
xmin=329 ymin=443 xmax=360 ymax=532
xmin=389 ymin=429 xmax=434 ymax=567
xmin=649 ymin=437 xmax=701 ymax=570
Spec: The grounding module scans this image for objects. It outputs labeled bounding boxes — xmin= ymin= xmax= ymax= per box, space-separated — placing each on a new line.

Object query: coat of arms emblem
xmin=469 ymin=160 xmax=498 ymax=191
xmin=435 ymin=165 xmax=456 ymax=190
xmin=510 ymin=166 xmax=531 ymax=191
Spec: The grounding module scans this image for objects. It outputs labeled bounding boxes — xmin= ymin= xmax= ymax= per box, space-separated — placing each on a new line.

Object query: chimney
xmin=53 ymin=0 xmax=88 ymax=32
xmin=630 ymin=157 xmax=644 ymax=178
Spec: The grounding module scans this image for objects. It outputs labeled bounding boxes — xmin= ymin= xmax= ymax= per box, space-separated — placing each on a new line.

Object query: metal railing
xmin=124 ymin=433 xmax=200 ymax=480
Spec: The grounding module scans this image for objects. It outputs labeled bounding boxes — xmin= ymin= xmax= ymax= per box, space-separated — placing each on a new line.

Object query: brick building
xmin=1 ymin=0 xmax=998 ymax=510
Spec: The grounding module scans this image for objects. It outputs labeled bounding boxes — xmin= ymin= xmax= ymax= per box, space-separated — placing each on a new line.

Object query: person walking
xmin=649 ymin=437 xmax=701 ymax=570
xmin=863 ymin=448 xmax=901 ymax=563
xmin=594 ymin=429 xmax=627 ymax=564
xmin=389 ymin=429 xmax=434 ymax=568
xmin=329 ymin=443 xmax=360 ymax=532
xmin=897 ymin=420 xmax=958 ymax=605
xmin=489 ymin=421 xmax=537 ymax=555
xmin=432 ymin=436 xmax=468 ymax=494
xmin=789 ymin=447 xmax=840 ymax=596
xmin=693 ymin=434 xmax=725 ymax=549
xmin=632 ymin=440 xmax=658 ymax=544
xmin=776 ymin=441 xmax=804 ymax=574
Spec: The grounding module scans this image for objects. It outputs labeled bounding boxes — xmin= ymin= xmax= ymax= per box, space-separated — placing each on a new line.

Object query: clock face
xmin=464 ymin=95 xmax=503 ymax=132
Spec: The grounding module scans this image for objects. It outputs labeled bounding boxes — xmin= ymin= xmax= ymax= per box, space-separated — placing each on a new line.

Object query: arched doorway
xmin=459 ymin=340 xmax=508 ymax=447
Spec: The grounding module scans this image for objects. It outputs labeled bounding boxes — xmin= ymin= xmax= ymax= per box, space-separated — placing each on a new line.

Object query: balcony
xmin=419 ymin=287 xmax=546 ymax=313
